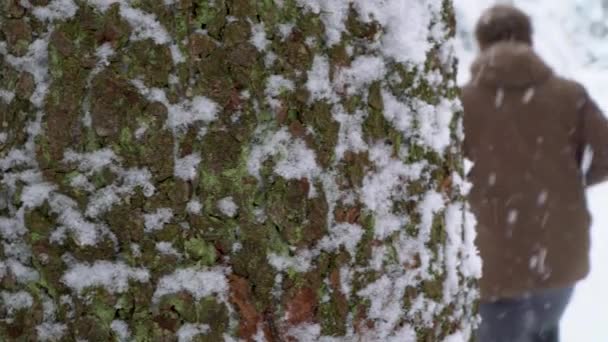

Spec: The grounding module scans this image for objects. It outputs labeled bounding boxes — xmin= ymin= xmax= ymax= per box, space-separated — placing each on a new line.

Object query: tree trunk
xmin=0 ymin=0 xmax=480 ymax=341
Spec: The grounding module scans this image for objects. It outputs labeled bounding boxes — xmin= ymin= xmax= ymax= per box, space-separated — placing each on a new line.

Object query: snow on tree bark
xmin=0 ymin=0 xmax=480 ymax=341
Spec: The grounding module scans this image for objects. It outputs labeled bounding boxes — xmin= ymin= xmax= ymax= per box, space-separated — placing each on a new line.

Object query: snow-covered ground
xmin=454 ymin=1 xmax=608 ymax=341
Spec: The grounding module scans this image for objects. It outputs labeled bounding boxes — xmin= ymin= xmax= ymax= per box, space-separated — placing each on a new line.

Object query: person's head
xmin=475 ymin=5 xmax=532 ymax=50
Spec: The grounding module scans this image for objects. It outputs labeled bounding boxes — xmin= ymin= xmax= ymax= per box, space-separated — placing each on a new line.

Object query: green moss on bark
xmin=0 ymin=0 xmax=476 ymax=340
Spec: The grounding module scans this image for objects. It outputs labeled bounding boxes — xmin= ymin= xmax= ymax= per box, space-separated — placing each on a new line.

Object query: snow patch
xmin=48 ymin=194 xmax=112 ymax=246
xmin=382 ymin=89 xmax=413 ymax=133
xmin=1 ymin=37 xmax=51 ymax=108
xmin=144 ymin=208 xmax=174 ymax=233
xmin=131 ymin=81 xmax=219 ymax=133
xmin=62 ymin=261 xmax=150 ymax=295
xmin=278 ymin=23 xmax=295 ymax=40
xmin=156 ymin=241 xmax=182 ymax=258
xmin=443 ymin=331 xmax=466 ymax=342
xmin=153 ymin=266 xmax=229 ymax=302
xmin=186 ymin=199 xmax=202 ymax=215
xmin=1 ymin=290 xmax=33 ymax=317
xmin=306 ymin=55 xmax=335 ymax=102
xmin=0 ymin=89 xmax=15 ymax=104
xmin=170 ymin=44 xmax=186 ymax=64
xmin=248 ymin=128 xmax=320 ymax=194
xmin=461 ymin=206 xmax=482 ymax=279
xmin=63 ymin=148 xmax=119 ymax=174
xmin=339 ymin=266 xmax=354 ymax=298
xmin=333 ymin=106 xmax=368 ymax=160
xmin=21 ymin=182 xmax=56 ymax=209
xmin=32 ymin=0 xmax=77 ymax=22
xmin=171 ymin=96 xmax=219 ymax=131
xmin=250 ymin=22 xmax=269 ymax=51
xmin=443 ymin=204 xmax=480 ymax=303
xmin=416 ymin=98 xmax=457 ymax=153
xmin=356 ymin=275 xmax=405 ymax=340
xmin=174 ymin=153 xmax=201 ymax=181
xmin=353 ymin=0 xmax=439 ymax=63
xmin=267 ymin=250 xmax=313 ymax=273
xmin=297 ymin=0 xmax=438 ymax=64
xmin=265 ymin=75 xmax=295 ymax=109
xmin=4 ymin=259 xmax=39 ymax=283
xmin=177 ymin=323 xmax=210 ymax=342
xmin=119 ymin=6 xmax=171 ymax=45
xmin=217 ymin=197 xmax=238 ymax=218
xmin=318 ymin=223 xmax=364 ymax=256
xmin=36 ymin=323 xmax=68 ymax=341
xmin=85 ymin=168 xmax=156 ymax=218
xmin=110 ymin=320 xmax=131 ymax=341
xmin=286 ymin=323 xmax=321 ymax=341
xmin=361 ymin=143 xmax=424 ymax=239
xmin=335 ymin=55 xmax=386 ymax=95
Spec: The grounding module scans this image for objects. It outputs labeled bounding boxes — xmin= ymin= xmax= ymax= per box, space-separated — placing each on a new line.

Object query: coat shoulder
xmin=459 ymin=82 xmax=478 ymax=104
xmin=547 ymin=76 xmax=587 ymax=100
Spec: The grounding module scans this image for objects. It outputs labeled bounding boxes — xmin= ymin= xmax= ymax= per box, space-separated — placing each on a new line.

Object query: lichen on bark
xmin=0 ymin=0 xmax=479 ymax=341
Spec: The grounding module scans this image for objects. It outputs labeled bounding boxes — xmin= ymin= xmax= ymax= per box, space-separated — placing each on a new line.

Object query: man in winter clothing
xmin=461 ymin=5 xmax=608 ymax=342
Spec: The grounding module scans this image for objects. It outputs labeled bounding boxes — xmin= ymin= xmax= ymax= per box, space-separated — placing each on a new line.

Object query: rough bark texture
xmin=0 ymin=0 xmax=479 ymax=341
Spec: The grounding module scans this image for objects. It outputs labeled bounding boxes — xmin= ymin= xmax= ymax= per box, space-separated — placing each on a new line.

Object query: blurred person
xmin=461 ymin=4 xmax=608 ymax=342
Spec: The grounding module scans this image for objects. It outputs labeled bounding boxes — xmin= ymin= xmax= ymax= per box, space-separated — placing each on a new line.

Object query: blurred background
xmin=453 ymin=0 xmax=608 ymax=341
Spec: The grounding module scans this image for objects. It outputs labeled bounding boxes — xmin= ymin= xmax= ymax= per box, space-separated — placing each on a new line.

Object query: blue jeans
xmin=476 ymin=287 xmax=574 ymax=342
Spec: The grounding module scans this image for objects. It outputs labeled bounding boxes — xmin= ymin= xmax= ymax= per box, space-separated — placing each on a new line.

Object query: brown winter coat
xmin=462 ymin=41 xmax=608 ymax=300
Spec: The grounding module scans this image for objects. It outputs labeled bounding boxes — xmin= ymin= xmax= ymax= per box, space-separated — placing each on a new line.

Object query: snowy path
xmin=454 ymin=1 xmax=608 ymax=340
xmin=563 ymin=185 xmax=608 ymax=342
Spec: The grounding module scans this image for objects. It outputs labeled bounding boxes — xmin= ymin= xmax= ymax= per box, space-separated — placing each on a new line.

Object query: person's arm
xmin=461 ymin=86 xmax=475 ymax=164
xmin=578 ymin=92 xmax=608 ymax=186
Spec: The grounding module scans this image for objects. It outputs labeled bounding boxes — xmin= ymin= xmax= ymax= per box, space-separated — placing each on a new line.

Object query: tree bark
xmin=0 ymin=0 xmax=479 ymax=341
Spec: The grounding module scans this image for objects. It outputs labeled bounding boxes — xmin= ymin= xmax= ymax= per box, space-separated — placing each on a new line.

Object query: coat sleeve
xmin=461 ymin=88 xmax=475 ymax=178
xmin=461 ymin=86 xmax=474 ymax=160
xmin=578 ymin=91 xmax=608 ymax=187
